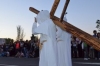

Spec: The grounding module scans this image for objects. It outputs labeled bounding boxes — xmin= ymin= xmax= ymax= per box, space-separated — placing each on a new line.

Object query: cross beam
xmin=29 ymin=7 xmax=100 ymax=51
xmin=50 ymin=0 xmax=60 ymax=19
xmin=29 ymin=0 xmax=100 ymax=51
xmin=60 ymin=0 xmax=70 ymax=22
xmin=50 ymin=0 xmax=70 ymax=21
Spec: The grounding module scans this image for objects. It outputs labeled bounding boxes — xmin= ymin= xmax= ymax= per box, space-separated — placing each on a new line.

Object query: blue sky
xmin=0 ymin=0 xmax=100 ymax=40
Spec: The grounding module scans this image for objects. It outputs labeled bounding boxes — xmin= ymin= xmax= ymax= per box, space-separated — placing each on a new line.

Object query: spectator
xmin=93 ymin=30 xmax=98 ymax=60
xmin=83 ymin=42 xmax=89 ymax=60
xmin=97 ymin=32 xmax=100 ymax=60
xmin=71 ymin=37 xmax=77 ymax=58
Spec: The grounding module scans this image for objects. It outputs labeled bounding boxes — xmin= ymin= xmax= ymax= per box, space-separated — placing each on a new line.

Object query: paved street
xmin=73 ymin=58 xmax=100 ymax=66
xmin=0 ymin=57 xmax=100 ymax=66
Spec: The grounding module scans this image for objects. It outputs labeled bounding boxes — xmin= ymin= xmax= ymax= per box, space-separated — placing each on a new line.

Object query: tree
xmin=5 ymin=38 xmax=14 ymax=44
xmin=96 ymin=20 xmax=100 ymax=31
xmin=16 ymin=25 xmax=25 ymax=41
xmin=20 ymin=28 xmax=25 ymax=40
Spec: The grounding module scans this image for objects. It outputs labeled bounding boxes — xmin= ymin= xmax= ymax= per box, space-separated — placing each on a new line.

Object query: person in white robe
xmin=56 ymin=17 xmax=72 ymax=66
xmin=34 ymin=10 xmax=57 ymax=66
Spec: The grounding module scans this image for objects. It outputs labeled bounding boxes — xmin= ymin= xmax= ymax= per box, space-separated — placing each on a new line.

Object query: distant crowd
xmin=0 ymin=36 xmax=39 ymax=58
xmin=0 ymin=30 xmax=100 ymax=60
xmin=71 ymin=30 xmax=100 ymax=60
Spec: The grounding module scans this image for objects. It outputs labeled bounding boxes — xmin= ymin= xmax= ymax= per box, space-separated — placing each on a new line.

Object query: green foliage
xmin=5 ymin=38 xmax=14 ymax=44
xmin=96 ymin=20 xmax=100 ymax=31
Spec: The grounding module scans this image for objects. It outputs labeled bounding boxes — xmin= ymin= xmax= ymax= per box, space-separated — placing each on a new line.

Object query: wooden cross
xmin=29 ymin=0 xmax=100 ymax=51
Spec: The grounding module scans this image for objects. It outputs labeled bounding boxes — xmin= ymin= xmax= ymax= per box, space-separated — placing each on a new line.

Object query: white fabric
xmin=56 ymin=26 xmax=63 ymax=41
xmin=32 ymin=22 xmax=38 ymax=34
xmin=34 ymin=10 xmax=57 ymax=66
xmin=36 ymin=10 xmax=50 ymax=24
xmin=56 ymin=17 xmax=72 ymax=66
xmin=40 ymin=34 xmax=47 ymax=44
xmin=82 ymin=42 xmax=84 ymax=49
xmin=76 ymin=38 xmax=81 ymax=44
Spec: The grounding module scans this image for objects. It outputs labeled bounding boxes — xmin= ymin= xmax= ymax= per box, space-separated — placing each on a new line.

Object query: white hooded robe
xmin=56 ymin=17 xmax=72 ymax=66
xmin=34 ymin=10 xmax=57 ymax=66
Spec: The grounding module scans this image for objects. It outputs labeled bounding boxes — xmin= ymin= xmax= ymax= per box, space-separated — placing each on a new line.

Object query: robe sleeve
xmin=40 ymin=34 xmax=48 ymax=44
xmin=34 ymin=20 xmax=49 ymax=36
xmin=32 ymin=22 xmax=37 ymax=34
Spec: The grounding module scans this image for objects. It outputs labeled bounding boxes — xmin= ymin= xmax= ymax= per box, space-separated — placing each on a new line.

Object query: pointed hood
xmin=36 ymin=10 xmax=50 ymax=24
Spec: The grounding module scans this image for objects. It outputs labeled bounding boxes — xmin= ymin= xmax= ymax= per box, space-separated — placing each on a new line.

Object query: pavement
xmin=0 ymin=57 xmax=100 ymax=66
xmin=73 ymin=58 xmax=100 ymax=66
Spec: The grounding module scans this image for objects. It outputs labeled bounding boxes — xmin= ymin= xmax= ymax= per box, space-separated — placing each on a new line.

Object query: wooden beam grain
xmin=29 ymin=7 xmax=39 ymax=14
xmin=50 ymin=0 xmax=60 ymax=19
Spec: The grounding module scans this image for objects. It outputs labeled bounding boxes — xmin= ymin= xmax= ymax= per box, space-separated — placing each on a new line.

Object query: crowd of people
xmin=0 ymin=37 xmax=39 ymax=58
xmin=0 ymin=30 xmax=100 ymax=61
xmin=71 ymin=30 xmax=100 ymax=60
